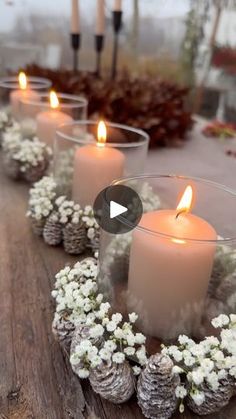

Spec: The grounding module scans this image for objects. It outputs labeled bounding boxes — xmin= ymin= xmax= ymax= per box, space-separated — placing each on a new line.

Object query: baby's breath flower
xmin=128 ymin=312 xmax=138 ymax=323
xmin=89 ymin=324 xmax=104 ymax=338
xmin=175 ymin=385 xmax=187 ymax=399
xmin=99 ymin=348 xmax=112 ymax=361
xmin=112 ymin=352 xmax=125 ymax=364
xmin=78 ymin=368 xmax=90 ymax=379
xmin=106 ymin=320 xmax=117 ymax=332
xmin=133 ymin=365 xmax=141 ymax=376
xmin=124 ymin=347 xmax=135 ymax=356
xmin=190 ymin=390 xmax=205 ymax=406
xmin=212 ymin=314 xmax=230 ymax=329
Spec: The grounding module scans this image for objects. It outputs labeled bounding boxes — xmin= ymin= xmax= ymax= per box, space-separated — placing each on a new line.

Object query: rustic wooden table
xmin=0 ymin=119 xmax=236 ymax=418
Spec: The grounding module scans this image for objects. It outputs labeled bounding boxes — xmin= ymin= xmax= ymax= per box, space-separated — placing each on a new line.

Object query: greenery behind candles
xmin=24 ymin=65 xmax=193 ymax=149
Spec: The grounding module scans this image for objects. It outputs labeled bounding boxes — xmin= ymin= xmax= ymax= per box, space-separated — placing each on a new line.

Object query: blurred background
xmin=1 ymin=0 xmax=236 ymax=138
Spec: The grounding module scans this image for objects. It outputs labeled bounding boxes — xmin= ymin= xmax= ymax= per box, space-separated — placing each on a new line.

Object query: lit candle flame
xmin=50 ymin=90 xmax=59 ymax=109
xmin=171 ymin=185 xmax=193 ymax=244
xmin=97 ymin=120 xmax=107 ymax=147
xmin=18 ymin=72 xmax=27 ymax=90
xmin=176 ymin=185 xmax=193 ymax=216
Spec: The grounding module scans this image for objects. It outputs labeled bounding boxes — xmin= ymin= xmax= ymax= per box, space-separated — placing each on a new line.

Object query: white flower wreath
xmin=52 ymin=255 xmax=236 ymax=415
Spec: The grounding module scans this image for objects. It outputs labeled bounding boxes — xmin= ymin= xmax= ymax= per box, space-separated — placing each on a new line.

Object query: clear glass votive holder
xmin=0 ymin=76 xmax=52 ymax=116
xmin=19 ymin=93 xmax=88 ymax=144
xmin=54 ymin=120 xmax=149 ymax=204
xmin=98 ymin=175 xmax=236 ymax=348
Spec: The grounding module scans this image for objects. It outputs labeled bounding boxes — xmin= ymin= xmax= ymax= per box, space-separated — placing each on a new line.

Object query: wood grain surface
xmin=0 ymin=119 xmax=236 ymax=418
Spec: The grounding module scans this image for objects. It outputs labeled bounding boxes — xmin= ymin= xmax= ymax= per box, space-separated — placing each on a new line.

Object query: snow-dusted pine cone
xmin=137 ymin=353 xmax=180 ymax=419
xmin=52 ymin=312 xmax=75 ymax=350
xmin=187 ymin=378 xmax=235 ymax=416
xmin=89 ymin=360 xmax=135 ymax=404
xmin=23 ymin=158 xmax=49 ymax=183
xmin=70 ymin=325 xmax=103 ymax=376
xmin=43 ymin=212 xmax=62 ymax=246
xmin=63 ymin=222 xmax=88 ymax=255
xmin=30 ymin=216 xmax=47 ymax=236
xmin=2 ymin=152 xmax=21 ymax=180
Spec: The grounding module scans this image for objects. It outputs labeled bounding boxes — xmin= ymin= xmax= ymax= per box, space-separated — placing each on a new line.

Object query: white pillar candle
xmin=71 ymin=0 xmax=80 ymax=33
xmin=128 ymin=186 xmax=217 ymax=340
xmin=36 ymin=91 xmax=73 ymax=148
xmin=10 ymin=72 xmax=40 ymax=119
xmin=114 ymin=0 xmax=122 ymax=11
xmin=96 ymin=0 xmax=105 ymax=35
xmin=72 ymin=121 xmax=125 ymax=207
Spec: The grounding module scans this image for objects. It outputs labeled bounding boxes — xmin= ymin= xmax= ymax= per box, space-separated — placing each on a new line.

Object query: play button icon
xmin=93 ymin=185 xmax=143 ymax=234
xmin=110 ymin=201 xmax=128 ymax=219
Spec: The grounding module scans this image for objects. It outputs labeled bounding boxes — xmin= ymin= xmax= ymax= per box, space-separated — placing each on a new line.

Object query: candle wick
xmin=175 ymin=209 xmax=186 ymax=219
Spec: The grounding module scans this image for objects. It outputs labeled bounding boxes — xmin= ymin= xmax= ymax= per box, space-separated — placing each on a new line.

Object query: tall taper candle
xmin=71 ymin=0 xmax=80 ymax=33
xmin=96 ymin=0 xmax=105 ymax=35
xmin=114 ymin=0 xmax=122 ymax=11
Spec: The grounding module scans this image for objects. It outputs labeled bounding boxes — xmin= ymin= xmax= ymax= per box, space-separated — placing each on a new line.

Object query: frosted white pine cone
xmin=52 ymin=312 xmax=75 ymax=350
xmin=187 ymin=378 xmax=235 ymax=416
xmin=43 ymin=212 xmax=62 ymax=246
xmin=137 ymin=353 xmax=180 ymax=419
xmin=89 ymin=360 xmax=135 ymax=404
xmin=63 ymin=222 xmax=88 ymax=255
xmin=23 ymin=156 xmax=50 ymax=183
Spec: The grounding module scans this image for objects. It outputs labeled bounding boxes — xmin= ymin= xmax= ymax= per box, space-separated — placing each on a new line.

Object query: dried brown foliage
xmin=25 ymin=65 xmax=193 ymax=148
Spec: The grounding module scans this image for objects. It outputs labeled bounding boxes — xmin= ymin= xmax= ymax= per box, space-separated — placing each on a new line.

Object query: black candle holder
xmin=111 ymin=11 xmax=122 ymax=80
xmin=70 ymin=33 xmax=81 ymax=72
xmin=94 ymin=34 xmax=104 ymax=77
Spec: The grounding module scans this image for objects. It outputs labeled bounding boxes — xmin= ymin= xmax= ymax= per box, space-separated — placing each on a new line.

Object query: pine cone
xmin=70 ymin=325 xmax=103 ymax=376
xmin=187 ymin=378 xmax=235 ymax=416
xmin=52 ymin=312 xmax=75 ymax=350
xmin=23 ymin=158 xmax=49 ymax=183
xmin=63 ymin=222 xmax=88 ymax=255
xmin=30 ymin=216 xmax=46 ymax=236
xmin=137 ymin=353 xmax=180 ymax=419
xmin=2 ymin=152 xmax=21 ymax=180
xmin=43 ymin=212 xmax=62 ymax=246
xmin=89 ymin=360 xmax=135 ymax=404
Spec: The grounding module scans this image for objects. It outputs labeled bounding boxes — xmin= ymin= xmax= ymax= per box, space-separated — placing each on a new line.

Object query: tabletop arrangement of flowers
xmin=1 ymin=116 xmax=52 ymax=182
xmin=27 ymin=175 xmax=162 ymax=256
xmin=51 ymin=254 xmax=236 ymax=419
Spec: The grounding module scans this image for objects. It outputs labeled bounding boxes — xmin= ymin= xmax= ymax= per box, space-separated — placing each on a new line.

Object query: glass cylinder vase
xmin=97 ymin=175 xmax=236 ymax=348
xmin=19 ymin=93 xmax=88 ymax=144
xmin=54 ymin=120 xmax=149 ymax=205
xmin=0 ymin=75 xmax=52 ymax=117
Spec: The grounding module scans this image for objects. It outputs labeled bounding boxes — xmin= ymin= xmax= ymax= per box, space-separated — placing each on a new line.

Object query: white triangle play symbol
xmin=110 ymin=200 xmax=128 ymax=219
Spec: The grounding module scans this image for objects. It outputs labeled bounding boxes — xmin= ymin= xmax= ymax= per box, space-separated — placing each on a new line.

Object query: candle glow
xmin=50 ymin=91 xmax=59 ymax=109
xmin=97 ymin=120 xmax=107 ymax=148
xmin=18 ymin=72 xmax=27 ymax=90
xmin=176 ymin=185 xmax=193 ymax=214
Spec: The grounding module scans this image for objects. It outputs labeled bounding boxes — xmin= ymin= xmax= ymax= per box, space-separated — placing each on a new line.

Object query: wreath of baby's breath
xmin=52 ymin=254 xmax=236 ymax=415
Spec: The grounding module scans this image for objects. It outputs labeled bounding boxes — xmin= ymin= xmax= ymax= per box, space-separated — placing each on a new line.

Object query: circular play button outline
xmin=93 ymin=185 xmax=143 ymax=234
